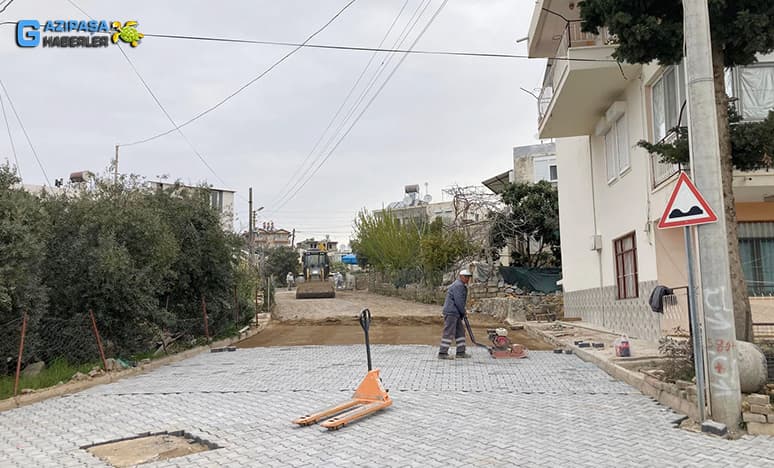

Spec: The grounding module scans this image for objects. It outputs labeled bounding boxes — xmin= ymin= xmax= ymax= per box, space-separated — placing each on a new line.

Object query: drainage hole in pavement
xmin=82 ymin=430 xmax=220 ymax=467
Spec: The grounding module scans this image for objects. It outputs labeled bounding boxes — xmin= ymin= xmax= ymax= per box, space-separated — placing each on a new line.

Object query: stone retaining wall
xmin=369 ymin=283 xmax=446 ymax=305
xmin=369 ymin=277 xmax=564 ymax=320
xmin=472 ymin=295 xmax=564 ymax=323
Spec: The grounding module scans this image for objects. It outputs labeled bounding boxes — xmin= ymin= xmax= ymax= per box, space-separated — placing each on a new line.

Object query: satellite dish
xmin=423 ymin=194 xmax=433 ymax=203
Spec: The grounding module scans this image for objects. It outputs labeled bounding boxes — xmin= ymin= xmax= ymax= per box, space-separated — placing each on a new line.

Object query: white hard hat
xmin=459 ymin=269 xmax=473 ymax=276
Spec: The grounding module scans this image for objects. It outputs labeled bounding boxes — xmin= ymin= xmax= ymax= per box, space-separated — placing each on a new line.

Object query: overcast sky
xmin=0 ymin=0 xmax=547 ymax=243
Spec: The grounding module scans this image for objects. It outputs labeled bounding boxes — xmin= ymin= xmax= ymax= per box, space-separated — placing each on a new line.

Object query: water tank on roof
xmin=69 ymin=171 xmax=94 ymax=183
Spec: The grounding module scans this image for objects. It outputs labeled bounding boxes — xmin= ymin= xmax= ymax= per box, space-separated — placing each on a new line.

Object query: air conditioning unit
xmin=606 ymin=101 xmax=626 ymax=122
xmin=590 ymin=234 xmax=602 ymax=251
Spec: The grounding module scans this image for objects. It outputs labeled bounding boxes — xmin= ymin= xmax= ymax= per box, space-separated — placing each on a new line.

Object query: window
xmin=736 ymin=65 xmax=774 ymax=121
xmin=651 ymin=64 xmax=686 ymax=142
xmin=604 ymin=115 xmax=629 ymax=183
xmin=210 ymin=191 xmax=223 ymax=211
xmin=534 ymin=156 xmax=558 ymax=182
xmin=614 ymin=232 xmax=638 ymax=299
xmin=739 ymin=222 xmax=774 ymax=296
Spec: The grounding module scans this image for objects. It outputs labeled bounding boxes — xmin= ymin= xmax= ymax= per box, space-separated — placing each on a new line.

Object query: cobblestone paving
xmin=2 ymin=346 xmax=774 ymax=467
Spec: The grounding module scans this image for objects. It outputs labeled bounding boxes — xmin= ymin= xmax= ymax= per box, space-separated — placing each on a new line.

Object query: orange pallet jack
xmin=462 ymin=315 xmax=528 ymax=359
xmin=293 ymin=308 xmax=392 ymax=430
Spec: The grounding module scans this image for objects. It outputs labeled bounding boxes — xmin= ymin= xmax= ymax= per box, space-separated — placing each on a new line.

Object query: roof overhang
xmin=482 ymin=170 xmax=512 ymax=194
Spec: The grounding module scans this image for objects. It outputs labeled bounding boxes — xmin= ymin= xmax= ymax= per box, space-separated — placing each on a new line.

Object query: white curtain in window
xmin=665 ymin=68 xmax=678 ymax=130
xmin=652 ymin=79 xmax=666 ymax=141
xmin=738 ymin=222 xmax=774 ymax=295
xmin=739 ymin=66 xmax=774 ymax=121
xmin=623 ymin=250 xmax=636 ymax=297
xmin=605 ymin=127 xmax=617 ymax=181
xmin=615 ymin=117 xmax=629 ymax=173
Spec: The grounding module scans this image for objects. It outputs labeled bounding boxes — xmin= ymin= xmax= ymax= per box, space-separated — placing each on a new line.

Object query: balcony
xmin=533 ymin=21 xmax=640 ymax=139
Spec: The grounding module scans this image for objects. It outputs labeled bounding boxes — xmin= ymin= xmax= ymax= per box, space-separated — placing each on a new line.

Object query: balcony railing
xmin=649 ymin=130 xmax=682 ymax=188
xmin=537 ymin=22 xmax=614 ymax=123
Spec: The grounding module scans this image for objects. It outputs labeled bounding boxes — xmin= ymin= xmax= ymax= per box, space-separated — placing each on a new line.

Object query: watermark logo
xmin=111 ymin=21 xmax=144 ymax=47
xmin=15 ymin=20 xmax=143 ymax=48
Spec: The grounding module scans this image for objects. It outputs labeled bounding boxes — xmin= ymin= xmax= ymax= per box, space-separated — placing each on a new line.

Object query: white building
xmin=150 ymin=181 xmax=235 ymax=231
xmin=528 ymin=1 xmax=774 ymax=340
xmin=374 ymin=184 xmax=487 ymax=227
xmin=482 ymin=143 xmax=557 ymax=194
xmin=255 ymin=223 xmax=292 ymax=249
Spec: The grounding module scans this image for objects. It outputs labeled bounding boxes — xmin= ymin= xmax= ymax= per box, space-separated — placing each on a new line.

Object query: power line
xmin=140 ymin=33 xmax=618 ymax=63
xmin=65 ymin=0 xmax=239 ymax=198
xmin=269 ymin=0 xmax=412 ymax=208
xmin=120 ymin=0 xmax=361 ymax=148
xmin=0 ymin=91 xmax=20 ymax=178
xmin=114 ymin=43 xmax=231 ymax=188
xmin=273 ymin=0 xmax=449 ymax=212
xmin=0 ymin=0 xmax=16 ymax=15
xmin=0 ymin=80 xmax=50 ymax=185
xmin=270 ymin=0 xmax=432 ymax=211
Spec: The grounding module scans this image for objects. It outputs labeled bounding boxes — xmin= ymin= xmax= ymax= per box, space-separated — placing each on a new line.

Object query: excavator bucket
xmin=295 ymin=281 xmax=335 ymax=299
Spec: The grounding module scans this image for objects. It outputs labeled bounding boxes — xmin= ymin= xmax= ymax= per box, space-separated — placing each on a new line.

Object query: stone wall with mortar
xmin=369 ymin=282 xmax=446 ymax=305
xmin=472 ymin=295 xmax=564 ymax=323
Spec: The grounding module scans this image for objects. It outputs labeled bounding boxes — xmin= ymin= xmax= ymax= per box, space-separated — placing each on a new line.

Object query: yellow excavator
xmin=296 ymin=248 xmax=336 ymax=299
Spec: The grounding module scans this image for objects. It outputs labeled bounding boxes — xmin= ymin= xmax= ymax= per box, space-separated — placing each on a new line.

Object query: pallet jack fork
xmin=293 ymin=309 xmax=392 ymax=430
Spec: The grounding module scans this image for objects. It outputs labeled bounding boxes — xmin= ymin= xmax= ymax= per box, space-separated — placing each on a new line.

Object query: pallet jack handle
xmin=359 ymin=308 xmax=372 ymax=371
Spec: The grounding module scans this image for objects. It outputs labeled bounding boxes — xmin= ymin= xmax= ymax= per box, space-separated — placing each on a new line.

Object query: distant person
xmin=286 ymin=272 xmax=295 ymax=291
xmin=438 ymin=269 xmax=473 ymax=360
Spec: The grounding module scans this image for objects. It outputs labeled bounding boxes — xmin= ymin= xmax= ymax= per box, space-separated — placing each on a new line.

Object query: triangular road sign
xmin=658 ymin=172 xmax=718 ymax=229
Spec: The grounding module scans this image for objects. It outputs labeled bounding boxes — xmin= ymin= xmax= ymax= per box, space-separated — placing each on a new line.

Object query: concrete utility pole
xmin=248 ymin=187 xmax=254 ymax=268
xmin=114 ymin=145 xmax=119 ymax=184
xmin=683 ymin=0 xmax=741 ymax=430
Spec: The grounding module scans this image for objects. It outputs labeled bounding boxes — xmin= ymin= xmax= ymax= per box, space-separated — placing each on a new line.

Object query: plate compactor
xmin=293 ymin=309 xmax=391 ymax=430
xmin=462 ymin=315 xmax=528 ymax=359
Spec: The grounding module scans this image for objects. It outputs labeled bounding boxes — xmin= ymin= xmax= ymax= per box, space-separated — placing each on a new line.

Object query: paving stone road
xmin=2 ymin=345 xmax=774 ymax=467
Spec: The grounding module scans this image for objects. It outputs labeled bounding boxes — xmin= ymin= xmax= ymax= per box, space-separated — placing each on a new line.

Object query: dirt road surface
xmin=238 ymin=289 xmax=552 ymax=350
xmin=271 ymin=289 xmax=440 ymax=320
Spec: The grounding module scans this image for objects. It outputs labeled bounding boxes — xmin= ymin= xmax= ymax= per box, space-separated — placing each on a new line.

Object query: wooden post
xmin=89 ymin=309 xmax=108 ymax=371
xmin=233 ymin=284 xmax=239 ymax=325
xmin=13 ymin=311 xmax=28 ymax=398
xmin=201 ymin=295 xmax=210 ymax=341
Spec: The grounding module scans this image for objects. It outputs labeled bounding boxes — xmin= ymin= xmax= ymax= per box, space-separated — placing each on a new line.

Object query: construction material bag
xmin=613 ymin=335 xmax=631 ymax=357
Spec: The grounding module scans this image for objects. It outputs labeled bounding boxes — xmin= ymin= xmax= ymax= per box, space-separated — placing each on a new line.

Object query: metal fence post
xmin=89 ymin=309 xmax=108 ymax=371
xmin=13 ymin=311 xmax=28 ymax=398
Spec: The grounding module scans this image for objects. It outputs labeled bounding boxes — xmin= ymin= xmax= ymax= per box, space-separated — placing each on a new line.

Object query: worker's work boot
xmin=455 ymin=352 xmax=472 ymax=359
xmin=437 ymin=353 xmax=454 ymax=360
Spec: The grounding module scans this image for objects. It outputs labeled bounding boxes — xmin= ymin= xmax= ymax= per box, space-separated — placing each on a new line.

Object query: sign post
xmin=658 ymin=171 xmax=720 ymax=421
